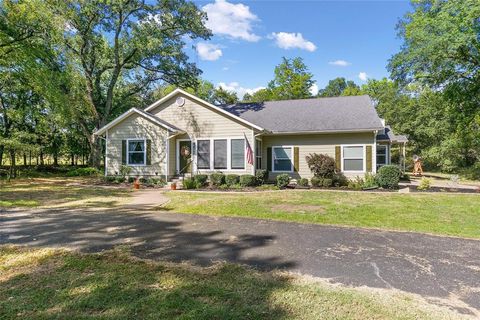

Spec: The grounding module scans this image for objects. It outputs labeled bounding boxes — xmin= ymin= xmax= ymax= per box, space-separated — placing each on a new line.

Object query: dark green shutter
xmin=366 ymin=145 xmax=372 ymax=172
xmin=122 ymin=140 xmax=127 ymax=165
xmin=267 ymin=147 xmax=272 ymax=171
xmin=335 ymin=146 xmax=341 ymax=171
xmin=293 ymin=147 xmax=299 ymax=172
xmin=146 ymin=139 xmax=152 ymax=165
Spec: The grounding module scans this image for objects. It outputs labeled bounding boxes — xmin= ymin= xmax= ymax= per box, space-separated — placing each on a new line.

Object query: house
xmin=94 ymin=88 xmax=407 ymax=181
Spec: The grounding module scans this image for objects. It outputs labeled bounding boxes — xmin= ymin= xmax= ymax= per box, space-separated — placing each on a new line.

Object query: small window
xmin=273 ymin=146 xmax=293 ymax=172
xmin=197 ymin=140 xmax=211 ymax=169
xmin=343 ymin=146 xmax=364 ymax=171
xmin=231 ymin=139 xmax=245 ymax=169
xmin=255 ymin=140 xmax=262 ymax=170
xmin=128 ymin=140 xmax=145 ymax=165
xmin=376 ymin=145 xmax=387 ymax=168
xmin=214 ymin=139 xmax=227 ymax=169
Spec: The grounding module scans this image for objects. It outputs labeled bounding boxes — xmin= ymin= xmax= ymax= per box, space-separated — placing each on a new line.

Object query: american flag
xmin=244 ymin=134 xmax=254 ymax=165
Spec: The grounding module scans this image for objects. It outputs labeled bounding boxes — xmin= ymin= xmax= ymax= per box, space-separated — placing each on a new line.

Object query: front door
xmin=178 ymin=140 xmax=192 ymax=174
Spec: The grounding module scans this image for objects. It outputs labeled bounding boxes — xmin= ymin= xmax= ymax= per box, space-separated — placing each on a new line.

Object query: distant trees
xmin=318 ymin=77 xmax=360 ymax=97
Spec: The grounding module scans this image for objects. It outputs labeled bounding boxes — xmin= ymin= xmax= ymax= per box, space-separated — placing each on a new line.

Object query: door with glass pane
xmin=178 ymin=140 xmax=192 ymax=174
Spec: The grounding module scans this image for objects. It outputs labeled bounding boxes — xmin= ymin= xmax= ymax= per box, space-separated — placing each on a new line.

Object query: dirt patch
xmin=272 ymin=204 xmax=325 ymax=214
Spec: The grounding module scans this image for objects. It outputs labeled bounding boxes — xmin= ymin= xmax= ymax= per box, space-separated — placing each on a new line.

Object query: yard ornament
xmin=412 ymin=155 xmax=423 ymax=176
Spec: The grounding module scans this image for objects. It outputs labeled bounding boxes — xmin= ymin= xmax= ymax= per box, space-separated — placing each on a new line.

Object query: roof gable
xmin=145 ymin=88 xmax=264 ymax=131
xmin=94 ymin=108 xmax=181 ymax=136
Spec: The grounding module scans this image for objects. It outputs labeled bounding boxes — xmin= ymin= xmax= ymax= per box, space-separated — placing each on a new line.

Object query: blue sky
xmin=187 ymin=0 xmax=411 ymax=97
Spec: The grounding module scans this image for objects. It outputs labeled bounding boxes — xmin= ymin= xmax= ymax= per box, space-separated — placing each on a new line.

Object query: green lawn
xmin=0 ymin=245 xmax=467 ymax=320
xmin=165 ymin=190 xmax=480 ymax=238
xmin=0 ymin=177 xmax=132 ymax=208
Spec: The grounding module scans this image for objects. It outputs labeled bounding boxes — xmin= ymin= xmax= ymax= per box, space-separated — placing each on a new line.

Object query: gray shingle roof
xmin=376 ymin=126 xmax=408 ymax=143
xmin=219 ymin=95 xmax=384 ymax=133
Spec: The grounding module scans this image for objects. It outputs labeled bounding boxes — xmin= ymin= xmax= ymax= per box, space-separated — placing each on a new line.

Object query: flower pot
xmin=171 ymin=183 xmax=177 ymax=190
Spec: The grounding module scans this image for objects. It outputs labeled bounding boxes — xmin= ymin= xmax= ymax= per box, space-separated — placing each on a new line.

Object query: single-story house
xmin=95 ymin=88 xmax=407 ymax=181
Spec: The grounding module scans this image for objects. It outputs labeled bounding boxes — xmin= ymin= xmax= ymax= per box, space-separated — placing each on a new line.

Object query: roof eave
xmin=262 ymin=128 xmax=384 ymax=135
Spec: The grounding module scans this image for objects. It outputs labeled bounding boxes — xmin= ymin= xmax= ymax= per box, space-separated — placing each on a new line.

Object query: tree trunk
xmin=39 ymin=152 xmax=44 ymax=166
xmin=23 ymin=153 xmax=27 ymax=167
xmin=88 ymin=134 xmax=102 ymax=168
xmin=9 ymin=150 xmax=16 ymax=178
xmin=71 ymin=153 xmax=75 ymax=166
xmin=0 ymin=145 xmax=3 ymax=166
xmin=53 ymin=153 xmax=58 ymax=166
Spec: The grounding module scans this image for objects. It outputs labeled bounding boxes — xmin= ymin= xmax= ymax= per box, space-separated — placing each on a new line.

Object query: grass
xmin=0 ymin=245 xmax=469 ymax=320
xmin=0 ymin=177 xmax=132 ymax=208
xmin=165 ymin=190 xmax=480 ymax=238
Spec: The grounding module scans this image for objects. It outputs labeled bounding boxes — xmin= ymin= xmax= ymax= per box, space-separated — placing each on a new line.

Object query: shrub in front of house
xmin=417 ymin=177 xmax=431 ymax=190
xmin=182 ymin=178 xmax=196 ymax=189
xmin=322 ymin=178 xmax=333 ymax=187
xmin=139 ymin=177 xmax=147 ymax=183
xmin=194 ymin=174 xmax=208 ymax=187
xmin=146 ymin=178 xmax=166 ymax=187
xmin=376 ymin=165 xmax=401 ymax=189
xmin=276 ymin=174 xmax=290 ymax=189
xmin=348 ymin=176 xmax=363 ymax=190
xmin=310 ymin=176 xmax=323 ymax=187
xmin=305 ymin=153 xmax=336 ymax=178
xmin=333 ymin=173 xmax=348 ymax=187
xmin=210 ymin=172 xmax=225 ymax=186
xmin=115 ymin=176 xmax=125 ymax=184
xmin=127 ymin=176 xmax=136 ymax=183
xmin=239 ymin=174 xmax=257 ymax=187
xmin=225 ymin=174 xmax=239 ymax=186
xmin=362 ymin=173 xmax=378 ymax=189
xmin=104 ymin=176 xmax=116 ymax=183
xmin=298 ymin=178 xmax=309 ymax=187
xmin=255 ymin=169 xmax=268 ymax=185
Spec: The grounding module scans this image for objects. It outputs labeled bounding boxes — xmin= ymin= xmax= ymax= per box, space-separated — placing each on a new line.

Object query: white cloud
xmin=196 ymin=43 xmax=223 ymax=61
xmin=309 ymin=83 xmax=319 ymax=96
xmin=202 ymin=0 xmax=260 ymax=42
xmin=269 ymin=32 xmax=316 ymax=52
xmin=217 ymin=82 xmax=264 ymax=99
xmin=329 ymin=60 xmax=351 ymax=67
xmin=358 ymin=72 xmax=368 ymax=81
xmin=222 ymin=66 xmax=229 ymax=71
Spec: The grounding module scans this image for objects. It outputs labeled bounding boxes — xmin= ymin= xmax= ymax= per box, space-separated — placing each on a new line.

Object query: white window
xmin=128 ymin=140 xmax=145 ymax=165
xmin=255 ymin=140 xmax=262 ymax=170
xmin=214 ymin=139 xmax=228 ymax=169
xmin=376 ymin=145 xmax=387 ymax=168
xmin=231 ymin=139 xmax=245 ymax=169
xmin=197 ymin=140 xmax=211 ymax=169
xmin=342 ymin=146 xmax=364 ymax=171
xmin=273 ymin=146 xmax=293 ymax=172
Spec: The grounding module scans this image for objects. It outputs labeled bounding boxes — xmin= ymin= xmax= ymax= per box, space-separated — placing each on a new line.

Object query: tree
xmin=318 ymin=77 xmax=360 ymax=97
xmin=25 ymin=0 xmax=212 ymax=166
xmin=211 ymin=87 xmax=238 ymax=105
xmin=268 ymin=57 xmax=314 ymax=100
xmin=242 ymin=88 xmax=274 ymax=103
xmin=389 ymin=0 xmax=480 ymax=167
xmin=153 ymin=79 xmax=216 ymax=104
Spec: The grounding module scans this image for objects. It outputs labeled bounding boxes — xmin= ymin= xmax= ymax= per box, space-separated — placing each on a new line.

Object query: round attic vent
xmin=176 ymin=97 xmax=185 ymax=107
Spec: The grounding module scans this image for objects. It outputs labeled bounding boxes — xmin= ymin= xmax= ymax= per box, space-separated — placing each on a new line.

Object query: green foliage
xmin=255 ymin=169 xmax=268 ymax=185
xmin=182 ymin=178 xmax=196 ymax=190
xmin=363 ymin=173 xmax=378 ymax=189
xmin=297 ymin=178 xmax=309 ymax=187
xmin=119 ymin=166 xmax=132 ymax=178
xmin=225 ymin=174 xmax=239 ymax=186
xmin=194 ymin=174 xmax=208 ymax=187
xmin=322 ymin=178 xmax=333 ymax=188
xmin=104 ymin=176 xmax=116 ymax=183
xmin=66 ymin=167 xmax=100 ymax=177
xmin=210 ymin=172 xmax=225 ymax=186
xmin=417 ymin=178 xmax=432 ymax=191
xmin=276 ymin=174 xmax=290 ymax=189
xmin=239 ymin=174 xmax=257 ymax=187
xmin=310 ymin=177 xmax=323 ymax=187
xmin=114 ymin=176 xmax=125 ymax=184
xmin=212 ymin=87 xmax=238 ymax=105
xmin=127 ymin=177 xmax=136 ymax=183
xmin=318 ymin=77 xmax=360 ymax=97
xmin=333 ymin=173 xmax=349 ymax=187
xmin=348 ymin=177 xmax=364 ymax=191
xmin=377 ymin=165 xmax=401 ymax=189
xmin=268 ymin=57 xmax=314 ymax=100
xmin=305 ymin=153 xmax=336 ymax=178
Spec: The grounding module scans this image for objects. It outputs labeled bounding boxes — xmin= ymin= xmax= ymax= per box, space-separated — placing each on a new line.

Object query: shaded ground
xmin=1 ymin=205 xmax=479 ymax=317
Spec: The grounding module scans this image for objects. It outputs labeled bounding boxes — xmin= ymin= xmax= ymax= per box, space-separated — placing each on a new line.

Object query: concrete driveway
xmin=1 ymin=205 xmax=479 ymax=317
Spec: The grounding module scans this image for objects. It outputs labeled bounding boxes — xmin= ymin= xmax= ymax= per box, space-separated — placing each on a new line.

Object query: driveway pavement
xmin=1 ymin=205 xmax=479 ymax=316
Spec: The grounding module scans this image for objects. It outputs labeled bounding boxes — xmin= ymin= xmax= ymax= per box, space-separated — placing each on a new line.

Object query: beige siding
xmin=150 ymin=94 xmax=256 ymax=175
xmin=106 ymin=113 xmax=167 ymax=177
xmin=262 ymin=132 xmax=375 ymax=180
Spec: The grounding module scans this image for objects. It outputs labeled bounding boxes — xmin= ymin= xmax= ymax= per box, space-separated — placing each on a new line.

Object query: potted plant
xmin=171 ymin=182 xmax=177 ymax=190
